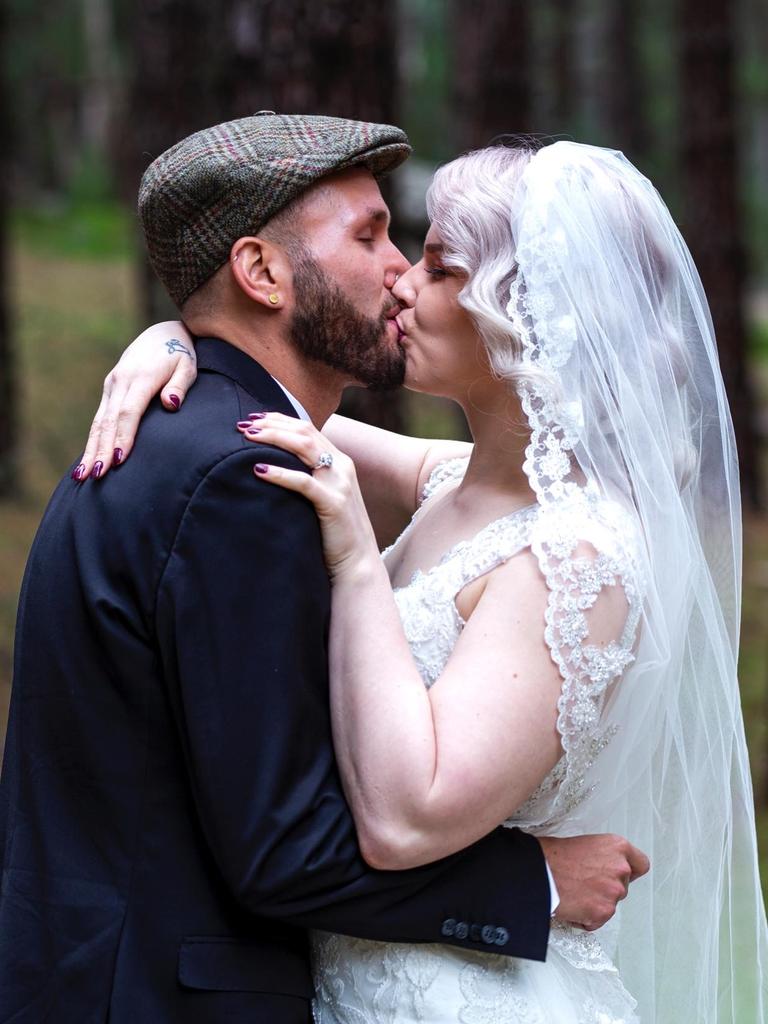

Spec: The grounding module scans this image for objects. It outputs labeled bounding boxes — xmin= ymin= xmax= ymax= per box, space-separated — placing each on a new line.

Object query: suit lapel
xmin=194 ymin=337 xmax=299 ymax=418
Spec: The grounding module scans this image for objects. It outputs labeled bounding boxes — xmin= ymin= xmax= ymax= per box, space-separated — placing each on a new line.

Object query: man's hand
xmin=539 ymin=833 xmax=649 ymax=932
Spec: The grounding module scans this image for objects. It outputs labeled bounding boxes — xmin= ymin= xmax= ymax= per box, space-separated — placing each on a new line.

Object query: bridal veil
xmin=471 ymin=141 xmax=766 ymax=1021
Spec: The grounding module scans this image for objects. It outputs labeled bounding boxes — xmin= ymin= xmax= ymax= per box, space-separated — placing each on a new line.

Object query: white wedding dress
xmin=311 ymin=458 xmax=644 ymax=1024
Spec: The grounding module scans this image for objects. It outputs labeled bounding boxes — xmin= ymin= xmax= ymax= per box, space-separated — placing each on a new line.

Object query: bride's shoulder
xmin=531 ymin=488 xmax=645 ymax=593
xmin=418 ymin=456 xmax=470 ymax=507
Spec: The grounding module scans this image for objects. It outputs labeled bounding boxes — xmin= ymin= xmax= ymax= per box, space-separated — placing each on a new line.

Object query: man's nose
xmin=384 ymin=245 xmax=411 ymax=291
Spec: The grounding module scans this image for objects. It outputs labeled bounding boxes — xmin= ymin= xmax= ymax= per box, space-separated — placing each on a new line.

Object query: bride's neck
xmin=458 ymin=384 xmax=533 ymax=497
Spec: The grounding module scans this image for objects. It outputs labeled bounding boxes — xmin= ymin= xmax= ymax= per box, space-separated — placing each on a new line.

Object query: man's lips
xmin=386 ymin=315 xmax=406 ymax=343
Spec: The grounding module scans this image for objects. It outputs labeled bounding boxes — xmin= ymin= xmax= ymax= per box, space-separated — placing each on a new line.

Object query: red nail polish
xmin=251 ymin=411 xmax=267 ymax=419
xmin=254 ymin=463 xmax=269 ymax=474
xmin=169 ymin=394 xmax=180 ymax=410
xmin=236 ymin=421 xmax=253 ymax=429
xmin=72 ymin=463 xmax=85 ymax=481
xmin=91 ymin=461 xmax=103 ymax=479
xmin=245 ymin=427 xmax=261 ymax=435
xmin=113 ymin=448 xmax=123 ymax=465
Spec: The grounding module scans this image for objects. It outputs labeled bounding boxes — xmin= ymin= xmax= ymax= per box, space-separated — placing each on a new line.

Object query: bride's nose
xmin=391 ymin=267 xmax=416 ymax=307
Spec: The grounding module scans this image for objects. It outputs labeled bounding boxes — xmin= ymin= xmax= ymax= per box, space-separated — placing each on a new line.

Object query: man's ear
xmin=229 ymin=236 xmax=290 ymax=310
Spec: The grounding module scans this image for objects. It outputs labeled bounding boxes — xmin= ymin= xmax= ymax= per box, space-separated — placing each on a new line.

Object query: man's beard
xmin=288 ymin=251 xmax=405 ymax=390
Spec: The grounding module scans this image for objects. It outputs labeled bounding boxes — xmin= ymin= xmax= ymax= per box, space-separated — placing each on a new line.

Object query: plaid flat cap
xmin=139 ymin=112 xmax=411 ymax=307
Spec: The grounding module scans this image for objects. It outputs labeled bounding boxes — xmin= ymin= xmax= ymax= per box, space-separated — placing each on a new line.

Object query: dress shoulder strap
xmin=419 ymin=457 xmax=469 ymax=507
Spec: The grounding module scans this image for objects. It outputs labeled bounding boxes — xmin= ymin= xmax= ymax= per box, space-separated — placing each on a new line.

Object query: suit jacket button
xmin=481 ymin=925 xmax=496 ymax=944
xmin=469 ymin=924 xmax=482 ymax=942
xmin=441 ymin=918 xmax=457 ymax=938
xmin=455 ymin=921 xmax=469 ymax=939
xmin=494 ymin=926 xmax=509 ymax=946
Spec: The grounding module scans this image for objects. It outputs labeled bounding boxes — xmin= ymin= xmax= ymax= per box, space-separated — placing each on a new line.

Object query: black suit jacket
xmin=0 ymin=338 xmax=549 ymax=1023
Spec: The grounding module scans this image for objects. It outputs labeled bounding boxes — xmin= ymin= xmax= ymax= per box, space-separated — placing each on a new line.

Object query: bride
xmin=80 ymin=141 xmax=767 ymax=1021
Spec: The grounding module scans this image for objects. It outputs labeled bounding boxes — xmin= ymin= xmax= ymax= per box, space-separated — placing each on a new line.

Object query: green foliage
xmin=751 ymin=319 xmax=768 ymax=363
xmin=11 ymin=198 xmax=135 ymax=261
xmin=399 ymin=0 xmax=454 ymax=163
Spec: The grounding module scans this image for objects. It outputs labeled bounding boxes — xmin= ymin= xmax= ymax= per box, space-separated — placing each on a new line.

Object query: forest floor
xmin=2 ymin=233 xmax=768 ymax=900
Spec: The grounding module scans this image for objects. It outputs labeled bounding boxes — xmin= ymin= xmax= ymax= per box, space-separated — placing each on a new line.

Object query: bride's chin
xmin=402 ymin=372 xmax=428 ymax=395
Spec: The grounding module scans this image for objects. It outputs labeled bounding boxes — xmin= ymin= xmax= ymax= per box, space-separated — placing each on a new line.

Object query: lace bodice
xmin=313 ymin=458 xmax=643 ymax=1023
xmin=388 ymin=458 xmax=642 ymax=832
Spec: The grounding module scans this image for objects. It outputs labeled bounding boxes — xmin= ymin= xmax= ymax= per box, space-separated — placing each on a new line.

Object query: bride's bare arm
xmin=79 ymin=321 xmax=199 ymax=477
xmin=244 ymin=414 xmax=633 ymax=872
xmin=78 ymin=321 xmax=470 ymax=545
xmin=323 ymin=415 xmax=471 ymax=549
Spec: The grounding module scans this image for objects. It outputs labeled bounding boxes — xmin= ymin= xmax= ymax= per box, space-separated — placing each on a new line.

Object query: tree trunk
xmin=119 ymin=0 xmax=405 ymax=429
xmin=679 ymin=0 xmax=761 ymax=506
xmin=222 ymin=0 xmax=404 ymax=431
xmin=116 ymin=0 xmax=233 ymax=321
xmin=451 ymin=0 xmax=533 ymax=149
xmin=0 ymin=0 xmax=17 ymax=496
xmin=551 ymin=0 xmax=576 ymax=128
xmin=605 ymin=0 xmax=649 ymax=164
xmin=81 ymin=0 xmax=115 ymax=158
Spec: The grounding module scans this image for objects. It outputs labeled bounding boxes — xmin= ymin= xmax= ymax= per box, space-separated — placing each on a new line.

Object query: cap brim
xmin=340 ymin=141 xmax=412 ymax=179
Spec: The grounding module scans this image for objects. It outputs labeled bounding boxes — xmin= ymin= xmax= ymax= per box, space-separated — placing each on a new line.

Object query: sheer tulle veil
xmin=432 ymin=141 xmax=768 ymax=1020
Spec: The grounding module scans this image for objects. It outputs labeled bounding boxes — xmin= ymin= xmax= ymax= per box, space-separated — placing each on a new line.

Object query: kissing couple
xmin=1 ymin=113 xmax=766 ymax=1022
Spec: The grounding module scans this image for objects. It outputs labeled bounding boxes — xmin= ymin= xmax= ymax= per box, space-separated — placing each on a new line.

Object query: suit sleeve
xmin=155 ymin=446 xmax=551 ymax=961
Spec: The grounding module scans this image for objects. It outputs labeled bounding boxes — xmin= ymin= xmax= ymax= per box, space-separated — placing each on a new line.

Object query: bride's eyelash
xmin=425 ymin=267 xmax=448 ymax=278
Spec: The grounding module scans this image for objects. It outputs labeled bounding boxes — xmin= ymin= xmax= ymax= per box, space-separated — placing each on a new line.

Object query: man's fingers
xmin=626 ymin=843 xmax=650 ymax=881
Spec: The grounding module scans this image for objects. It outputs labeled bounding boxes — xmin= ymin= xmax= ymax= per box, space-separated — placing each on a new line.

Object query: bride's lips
xmin=386 ymin=311 xmax=406 ymax=343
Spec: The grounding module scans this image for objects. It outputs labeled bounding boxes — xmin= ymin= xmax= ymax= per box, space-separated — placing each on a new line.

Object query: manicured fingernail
xmin=168 ymin=394 xmax=180 ymax=410
xmin=72 ymin=463 xmax=85 ymax=481
xmin=254 ymin=463 xmax=269 ymax=474
xmin=91 ymin=461 xmax=103 ymax=479
xmin=236 ymin=420 xmax=254 ymax=429
xmin=245 ymin=427 xmax=261 ymax=435
xmin=113 ymin=448 xmax=123 ymax=465
xmin=250 ymin=411 xmax=267 ymax=419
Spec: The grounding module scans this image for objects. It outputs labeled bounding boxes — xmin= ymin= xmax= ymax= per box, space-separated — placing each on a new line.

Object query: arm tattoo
xmin=165 ymin=338 xmax=192 ymax=358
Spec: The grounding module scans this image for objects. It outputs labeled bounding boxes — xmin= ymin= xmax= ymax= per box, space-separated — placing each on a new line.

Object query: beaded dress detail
xmin=312 ymin=457 xmax=644 ymax=1024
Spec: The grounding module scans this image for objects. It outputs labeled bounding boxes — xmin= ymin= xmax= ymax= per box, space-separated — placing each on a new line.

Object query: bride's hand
xmin=239 ymin=413 xmax=380 ymax=581
xmin=75 ymin=321 xmax=198 ymax=480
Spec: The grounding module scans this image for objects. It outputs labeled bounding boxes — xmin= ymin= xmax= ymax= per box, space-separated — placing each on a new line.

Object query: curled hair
xmin=426 ymin=142 xmax=541 ymax=387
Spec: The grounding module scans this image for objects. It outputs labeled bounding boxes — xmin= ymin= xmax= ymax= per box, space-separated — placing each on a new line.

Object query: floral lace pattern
xmin=312 ymin=458 xmax=643 ymax=1023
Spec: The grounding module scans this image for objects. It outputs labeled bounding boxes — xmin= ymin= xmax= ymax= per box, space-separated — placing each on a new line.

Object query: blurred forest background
xmin=1 ymin=0 xmax=768 ymax=890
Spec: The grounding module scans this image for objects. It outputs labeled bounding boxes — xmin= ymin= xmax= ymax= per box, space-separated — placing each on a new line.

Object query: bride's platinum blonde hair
xmin=425 ymin=142 xmax=540 ymax=385
xmin=427 ymin=141 xmax=697 ymax=488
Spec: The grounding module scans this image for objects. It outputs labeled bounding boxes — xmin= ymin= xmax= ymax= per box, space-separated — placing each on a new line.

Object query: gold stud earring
xmin=268 ymin=293 xmax=280 ymax=305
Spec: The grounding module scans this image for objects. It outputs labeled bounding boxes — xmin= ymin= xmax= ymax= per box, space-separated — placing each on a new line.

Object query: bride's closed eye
xmin=425 ymin=266 xmax=449 ymax=279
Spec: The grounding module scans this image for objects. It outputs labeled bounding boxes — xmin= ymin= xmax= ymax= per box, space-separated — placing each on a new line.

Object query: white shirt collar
xmin=271 ymin=376 xmax=311 ymax=422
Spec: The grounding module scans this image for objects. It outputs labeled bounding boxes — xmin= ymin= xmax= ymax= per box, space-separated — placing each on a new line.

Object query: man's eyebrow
xmin=365 ymin=206 xmax=391 ymax=224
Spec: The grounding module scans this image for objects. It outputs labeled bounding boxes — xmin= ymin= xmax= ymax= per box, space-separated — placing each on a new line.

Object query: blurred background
xmin=0 ymin=0 xmax=767 ymax=890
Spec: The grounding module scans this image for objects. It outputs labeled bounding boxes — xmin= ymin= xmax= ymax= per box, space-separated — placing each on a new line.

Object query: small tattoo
xmin=165 ymin=338 xmax=192 ymax=358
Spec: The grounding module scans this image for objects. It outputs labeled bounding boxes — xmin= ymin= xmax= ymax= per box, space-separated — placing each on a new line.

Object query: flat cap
xmin=139 ymin=112 xmax=411 ymax=307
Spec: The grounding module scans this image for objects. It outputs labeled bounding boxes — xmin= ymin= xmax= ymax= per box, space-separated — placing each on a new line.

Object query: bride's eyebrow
xmin=424 ymin=243 xmax=443 ymax=253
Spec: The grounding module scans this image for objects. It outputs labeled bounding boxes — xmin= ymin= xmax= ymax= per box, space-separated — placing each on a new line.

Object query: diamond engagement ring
xmin=314 ymin=452 xmax=334 ymax=470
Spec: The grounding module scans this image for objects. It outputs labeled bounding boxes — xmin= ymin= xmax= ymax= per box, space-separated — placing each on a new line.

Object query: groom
xmin=0 ymin=114 xmax=646 ymax=1023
